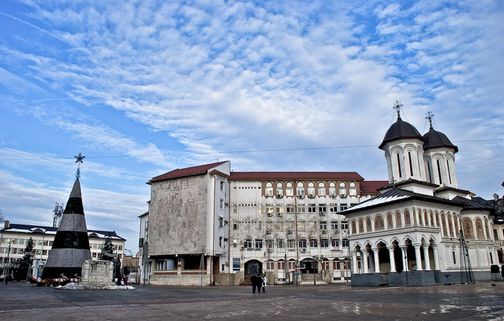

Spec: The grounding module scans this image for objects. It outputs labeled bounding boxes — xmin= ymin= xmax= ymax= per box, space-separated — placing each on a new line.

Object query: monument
xmin=41 ymin=153 xmax=91 ymax=280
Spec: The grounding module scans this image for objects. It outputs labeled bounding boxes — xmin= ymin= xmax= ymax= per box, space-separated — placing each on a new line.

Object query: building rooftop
xmin=150 ymin=161 xmax=228 ymax=183
xmin=1 ymin=223 xmax=126 ymax=241
xmin=229 ymin=171 xmax=364 ymax=181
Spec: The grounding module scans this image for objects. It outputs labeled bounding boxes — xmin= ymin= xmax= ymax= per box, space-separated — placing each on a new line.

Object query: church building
xmin=344 ymin=108 xmax=497 ymax=286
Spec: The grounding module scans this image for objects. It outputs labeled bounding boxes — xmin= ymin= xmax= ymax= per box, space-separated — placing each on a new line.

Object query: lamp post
xmin=313 ymin=255 xmax=319 ymax=286
xmin=4 ymin=239 xmax=12 ymax=284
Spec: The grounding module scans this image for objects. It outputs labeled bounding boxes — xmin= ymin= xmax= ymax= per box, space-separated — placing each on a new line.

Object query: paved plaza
xmin=0 ymin=281 xmax=503 ymax=321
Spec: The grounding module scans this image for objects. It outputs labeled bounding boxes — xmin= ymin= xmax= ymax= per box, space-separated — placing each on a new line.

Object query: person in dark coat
xmin=251 ymin=274 xmax=260 ymax=293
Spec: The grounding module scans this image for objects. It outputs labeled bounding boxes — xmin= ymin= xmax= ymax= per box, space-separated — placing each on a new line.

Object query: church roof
xmin=0 ymin=223 xmax=125 ymax=240
xmin=342 ymin=188 xmax=463 ymax=214
xmin=379 ymin=116 xmax=423 ymax=149
xmin=422 ymin=127 xmax=458 ymax=153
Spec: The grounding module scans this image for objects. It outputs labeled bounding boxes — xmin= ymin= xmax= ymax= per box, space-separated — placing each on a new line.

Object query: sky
xmin=0 ymin=0 xmax=503 ymax=254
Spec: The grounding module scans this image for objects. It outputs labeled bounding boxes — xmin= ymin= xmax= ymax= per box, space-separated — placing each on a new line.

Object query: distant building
xmin=0 ymin=221 xmax=126 ymax=279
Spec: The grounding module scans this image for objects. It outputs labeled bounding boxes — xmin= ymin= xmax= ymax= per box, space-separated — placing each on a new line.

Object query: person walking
xmin=261 ymin=274 xmax=267 ymax=293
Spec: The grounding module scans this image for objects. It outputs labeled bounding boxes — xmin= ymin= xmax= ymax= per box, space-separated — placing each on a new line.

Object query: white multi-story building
xmin=228 ymin=172 xmax=385 ymax=285
xmin=0 ymin=221 xmax=126 ymax=279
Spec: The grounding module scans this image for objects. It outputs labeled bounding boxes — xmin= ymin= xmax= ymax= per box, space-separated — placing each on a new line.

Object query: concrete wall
xmin=150 ymin=272 xmax=211 ymax=286
xmin=149 ymin=175 xmax=208 ymax=256
xmin=81 ymin=260 xmax=115 ymax=287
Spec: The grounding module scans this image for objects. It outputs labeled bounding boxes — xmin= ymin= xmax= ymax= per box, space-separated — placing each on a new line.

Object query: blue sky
xmin=1 ymin=0 xmax=503 ymax=253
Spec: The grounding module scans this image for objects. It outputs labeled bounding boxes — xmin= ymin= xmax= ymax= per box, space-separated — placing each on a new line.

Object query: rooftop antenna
xmin=393 ymin=101 xmax=403 ymax=119
xmin=74 ymin=152 xmax=85 ymax=179
xmin=52 ymin=202 xmax=64 ymax=228
xmin=426 ymin=111 xmax=434 ymax=129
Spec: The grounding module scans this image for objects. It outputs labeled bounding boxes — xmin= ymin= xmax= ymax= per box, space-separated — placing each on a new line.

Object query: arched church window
xmin=408 ymin=151 xmax=414 ymax=177
xmin=396 ymin=153 xmax=402 ymax=178
xmin=339 ymin=182 xmax=347 ymax=196
xmin=276 ymin=182 xmax=283 ymax=197
xmin=436 ymin=159 xmax=443 ymax=184
xmin=318 ymin=182 xmax=326 ymax=196
xmin=358 ymin=218 xmax=364 ymax=233
xmin=426 ymin=160 xmax=433 ymax=183
xmin=387 ymin=213 xmax=393 ymax=229
xmin=395 ymin=211 xmax=402 ymax=228
xmin=329 ymin=182 xmax=336 ymax=197
xmin=430 ymin=211 xmax=435 ymax=227
xmin=446 ymin=159 xmax=452 ymax=185
xmin=307 ymin=182 xmax=315 ymax=197
xmin=351 ymin=221 xmax=356 ymax=234
xmin=484 ymin=217 xmax=490 ymax=239
xmin=463 ymin=218 xmax=473 ymax=239
xmin=453 ymin=213 xmax=459 ymax=238
xmin=374 ymin=216 xmax=384 ymax=231
xmin=349 ymin=182 xmax=357 ymax=196
xmin=418 ymin=209 xmax=424 ymax=226
xmin=297 ymin=182 xmax=305 ymax=197
xmin=404 ymin=211 xmax=411 ymax=227
xmin=447 ymin=215 xmax=454 ymax=237
xmin=265 ymin=182 xmax=273 ymax=197
xmin=286 ymin=182 xmax=293 ymax=196
xmin=475 ymin=219 xmax=484 ymax=239
xmin=441 ymin=213 xmax=447 ymax=236
xmin=366 ymin=217 xmax=372 ymax=232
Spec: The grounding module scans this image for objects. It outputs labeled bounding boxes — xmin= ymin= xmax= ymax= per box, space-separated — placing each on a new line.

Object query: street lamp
xmin=4 ymin=239 xmax=12 ymax=283
xmin=313 ymin=255 xmax=319 ymax=286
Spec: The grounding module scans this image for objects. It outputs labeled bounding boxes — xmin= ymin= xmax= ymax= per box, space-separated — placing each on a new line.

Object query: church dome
xmin=422 ymin=127 xmax=458 ymax=153
xmin=379 ymin=116 xmax=423 ymax=149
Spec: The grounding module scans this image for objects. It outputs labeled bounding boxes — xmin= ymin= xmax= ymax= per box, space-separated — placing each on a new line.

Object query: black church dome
xmin=422 ymin=127 xmax=458 ymax=153
xmin=379 ymin=116 xmax=423 ymax=149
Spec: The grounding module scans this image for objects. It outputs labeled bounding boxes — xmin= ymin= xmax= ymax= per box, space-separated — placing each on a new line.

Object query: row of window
xmin=264 ymin=182 xmax=358 ymax=198
xmin=263 ymin=260 xmax=351 ymax=271
xmin=233 ymin=221 xmax=349 ymax=231
xmin=241 ymin=238 xmax=349 ymax=249
xmin=233 ymin=204 xmax=352 ymax=215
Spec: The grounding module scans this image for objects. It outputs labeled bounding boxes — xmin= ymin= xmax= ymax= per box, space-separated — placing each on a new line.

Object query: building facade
xmin=141 ymin=111 xmax=502 ymax=286
xmin=146 ymin=161 xmax=231 ymax=286
xmin=345 ymin=111 xmax=498 ymax=286
xmin=228 ymin=172 xmax=385 ymax=285
xmin=0 ymin=221 xmax=126 ymax=279
xmin=143 ymin=163 xmax=386 ymax=285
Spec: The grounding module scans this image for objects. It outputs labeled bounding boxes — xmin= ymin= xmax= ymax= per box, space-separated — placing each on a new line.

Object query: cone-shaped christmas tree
xmin=42 ymin=154 xmax=91 ymax=279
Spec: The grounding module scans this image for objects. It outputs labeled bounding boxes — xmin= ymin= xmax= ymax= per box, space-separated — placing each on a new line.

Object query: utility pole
xmin=5 ymin=239 xmax=12 ymax=283
xmin=459 ymin=223 xmax=474 ymax=284
xmin=294 ymin=180 xmax=300 ymax=286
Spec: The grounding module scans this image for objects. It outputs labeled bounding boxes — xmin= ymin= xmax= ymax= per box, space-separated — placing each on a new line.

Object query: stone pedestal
xmin=80 ymin=260 xmax=115 ymax=288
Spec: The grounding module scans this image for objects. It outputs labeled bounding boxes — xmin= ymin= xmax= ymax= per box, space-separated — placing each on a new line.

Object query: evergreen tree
xmin=99 ymin=237 xmax=114 ymax=261
xmin=13 ymin=237 xmax=35 ymax=281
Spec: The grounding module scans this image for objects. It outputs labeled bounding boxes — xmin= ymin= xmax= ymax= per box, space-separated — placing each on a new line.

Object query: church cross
xmin=393 ymin=101 xmax=403 ymax=118
xmin=426 ymin=111 xmax=434 ymax=129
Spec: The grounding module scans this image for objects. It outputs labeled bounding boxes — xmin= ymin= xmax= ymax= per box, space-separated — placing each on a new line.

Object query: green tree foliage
xmin=99 ymin=237 xmax=114 ymax=261
xmin=13 ymin=237 xmax=35 ymax=280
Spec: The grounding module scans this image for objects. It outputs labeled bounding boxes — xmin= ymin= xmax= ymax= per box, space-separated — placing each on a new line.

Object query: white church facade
xmin=345 ymin=110 xmax=497 ymax=286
